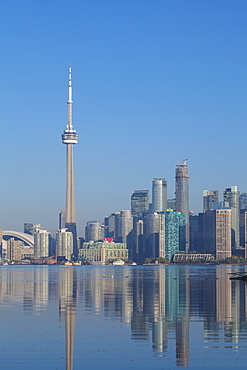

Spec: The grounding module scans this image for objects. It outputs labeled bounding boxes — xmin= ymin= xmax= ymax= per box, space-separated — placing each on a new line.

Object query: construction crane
xmin=177 ymin=159 xmax=189 ymax=166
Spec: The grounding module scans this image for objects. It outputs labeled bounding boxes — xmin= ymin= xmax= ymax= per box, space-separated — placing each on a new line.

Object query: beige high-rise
xmin=203 ymin=209 xmax=232 ymax=260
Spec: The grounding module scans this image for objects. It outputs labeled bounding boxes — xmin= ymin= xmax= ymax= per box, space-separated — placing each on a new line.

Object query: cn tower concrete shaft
xmin=65 ymin=144 xmax=76 ymax=223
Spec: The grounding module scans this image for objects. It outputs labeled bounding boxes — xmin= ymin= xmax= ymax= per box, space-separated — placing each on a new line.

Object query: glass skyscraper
xmin=152 ymin=178 xmax=167 ymax=212
xmin=131 ymin=190 xmax=149 ymax=218
xmin=203 ymin=190 xmax=219 ymax=211
xmin=160 ymin=210 xmax=186 ymax=260
xmin=240 ymin=193 xmax=247 ymax=210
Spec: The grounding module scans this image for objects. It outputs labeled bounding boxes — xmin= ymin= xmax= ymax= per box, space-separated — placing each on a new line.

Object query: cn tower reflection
xmin=58 ymin=267 xmax=77 ymax=370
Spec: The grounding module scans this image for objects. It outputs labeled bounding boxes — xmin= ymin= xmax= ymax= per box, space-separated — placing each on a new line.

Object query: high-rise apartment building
xmin=104 ymin=212 xmax=120 ymax=239
xmin=34 ymin=229 xmax=50 ymax=258
xmin=240 ymin=210 xmax=247 ymax=249
xmin=152 ymin=178 xmax=167 ymax=212
xmin=189 ymin=214 xmax=203 ymax=252
xmin=203 ymin=190 xmax=219 ymax=211
xmin=143 ymin=212 xmax=164 ymax=258
xmin=131 ymin=190 xmax=149 ymax=218
xmin=223 ymin=186 xmax=240 ymax=249
xmin=85 ymin=221 xmax=104 ymax=242
xmin=160 ymin=210 xmax=186 ymax=260
xmin=175 ymin=161 xmax=189 ymax=252
xmin=0 ymin=227 xmax=2 ymax=255
xmin=115 ymin=210 xmax=133 ymax=246
xmin=7 ymin=238 xmax=23 ymax=261
xmin=24 ymin=223 xmax=43 ymax=235
xmin=24 ymin=223 xmax=34 ymax=235
xmin=162 ymin=179 xmax=167 ymax=209
xmin=203 ymin=209 xmax=232 ymax=260
xmin=211 ymin=201 xmax=230 ymax=210
xmin=240 ymin=193 xmax=247 ymax=210
xmin=56 ymin=228 xmax=73 ymax=261
xmin=62 ymin=66 xmax=78 ymax=257
xmin=132 ymin=219 xmax=145 ymax=261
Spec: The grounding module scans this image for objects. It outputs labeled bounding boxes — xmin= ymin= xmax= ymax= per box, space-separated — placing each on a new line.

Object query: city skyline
xmin=2 ymin=1 xmax=247 ymax=235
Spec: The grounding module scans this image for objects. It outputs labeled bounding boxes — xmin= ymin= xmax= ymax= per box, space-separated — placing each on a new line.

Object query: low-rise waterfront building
xmin=173 ymin=253 xmax=214 ymax=263
xmin=78 ymin=240 xmax=128 ymax=263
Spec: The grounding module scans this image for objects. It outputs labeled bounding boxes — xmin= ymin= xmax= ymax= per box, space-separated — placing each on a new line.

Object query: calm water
xmin=1 ymin=265 xmax=247 ymax=369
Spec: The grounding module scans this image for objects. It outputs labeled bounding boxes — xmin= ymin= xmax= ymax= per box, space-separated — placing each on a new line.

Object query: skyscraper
xmin=34 ymin=229 xmax=50 ymax=258
xmin=157 ymin=210 xmax=186 ymax=260
xmin=167 ymin=198 xmax=176 ymax=210
xmin=62 ymin=66 xmax=78 ymax=257
xmin=59 ymin=208 xmax=66 ymax=229
xmin=175 ymin=160 xmax=189 ymax=252
xmin=152 ymin=178 xmax=167 ymax=212
xmin=132 ymin=219 xmax=145 ymax=261
xmin=203 ymin=190 xmax=219 ymax=211
xmin=7 ymin=238 xmax=23 ymax=261
xmin=115 ymin=210 xmax=133 ymax=245
xmin=24 ymin=223 xmax=43 ymax=235
xmin=240 ymin=193 xmax=247 ymax=210
xmin=131 ymin=190 xmax=149 ymax=218
xmin=223 ymin=186 xmax=240 ymax=249
xmin=239 ymin=210 xmax=247 ymax=249
xmin=24 ymin=223 xmax=34 ymax=235
xmin=85 ymin=221 xmax=104 ymax=242
xmin=143 ymin=212 xmax=164 ymax=258
xmin=203 ymin=209 xmax=232 ymax=260
xmin=56 ymin=228 xmax=73 ymax=261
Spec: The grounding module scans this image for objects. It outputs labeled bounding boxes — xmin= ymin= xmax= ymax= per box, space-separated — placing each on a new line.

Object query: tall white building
xmin=34 ymin=229 xmax=50 ymax=258
xmin=56 ymin=229 xmax=73 ymax=261
xmin=152 ymin=178 xmax=167 ymax=212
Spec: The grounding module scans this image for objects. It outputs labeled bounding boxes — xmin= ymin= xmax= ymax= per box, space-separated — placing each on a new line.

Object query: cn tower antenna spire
xmin=67 ymin=65 xmax=73 ymax=131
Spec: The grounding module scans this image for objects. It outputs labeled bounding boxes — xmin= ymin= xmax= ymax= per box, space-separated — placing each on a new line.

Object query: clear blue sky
xmin=2 ymin=0 xmax=247 ymax=236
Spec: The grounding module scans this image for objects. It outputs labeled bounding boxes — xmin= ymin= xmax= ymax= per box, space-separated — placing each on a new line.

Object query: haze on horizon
xmin=2 ymin=0 xmax=247 ymax=237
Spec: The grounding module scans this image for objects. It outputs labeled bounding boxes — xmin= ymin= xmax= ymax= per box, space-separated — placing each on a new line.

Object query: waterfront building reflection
xmin=1 ymin=266 xmax=247 ymax=368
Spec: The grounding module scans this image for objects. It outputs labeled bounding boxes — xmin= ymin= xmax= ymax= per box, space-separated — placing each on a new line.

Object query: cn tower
xmin=62 ymin=65 xmax=78 ymax=257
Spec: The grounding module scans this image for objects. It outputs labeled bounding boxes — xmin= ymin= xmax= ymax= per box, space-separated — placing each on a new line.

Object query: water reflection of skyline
xmin=1 ymin=265 xmax=247 ymax=368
